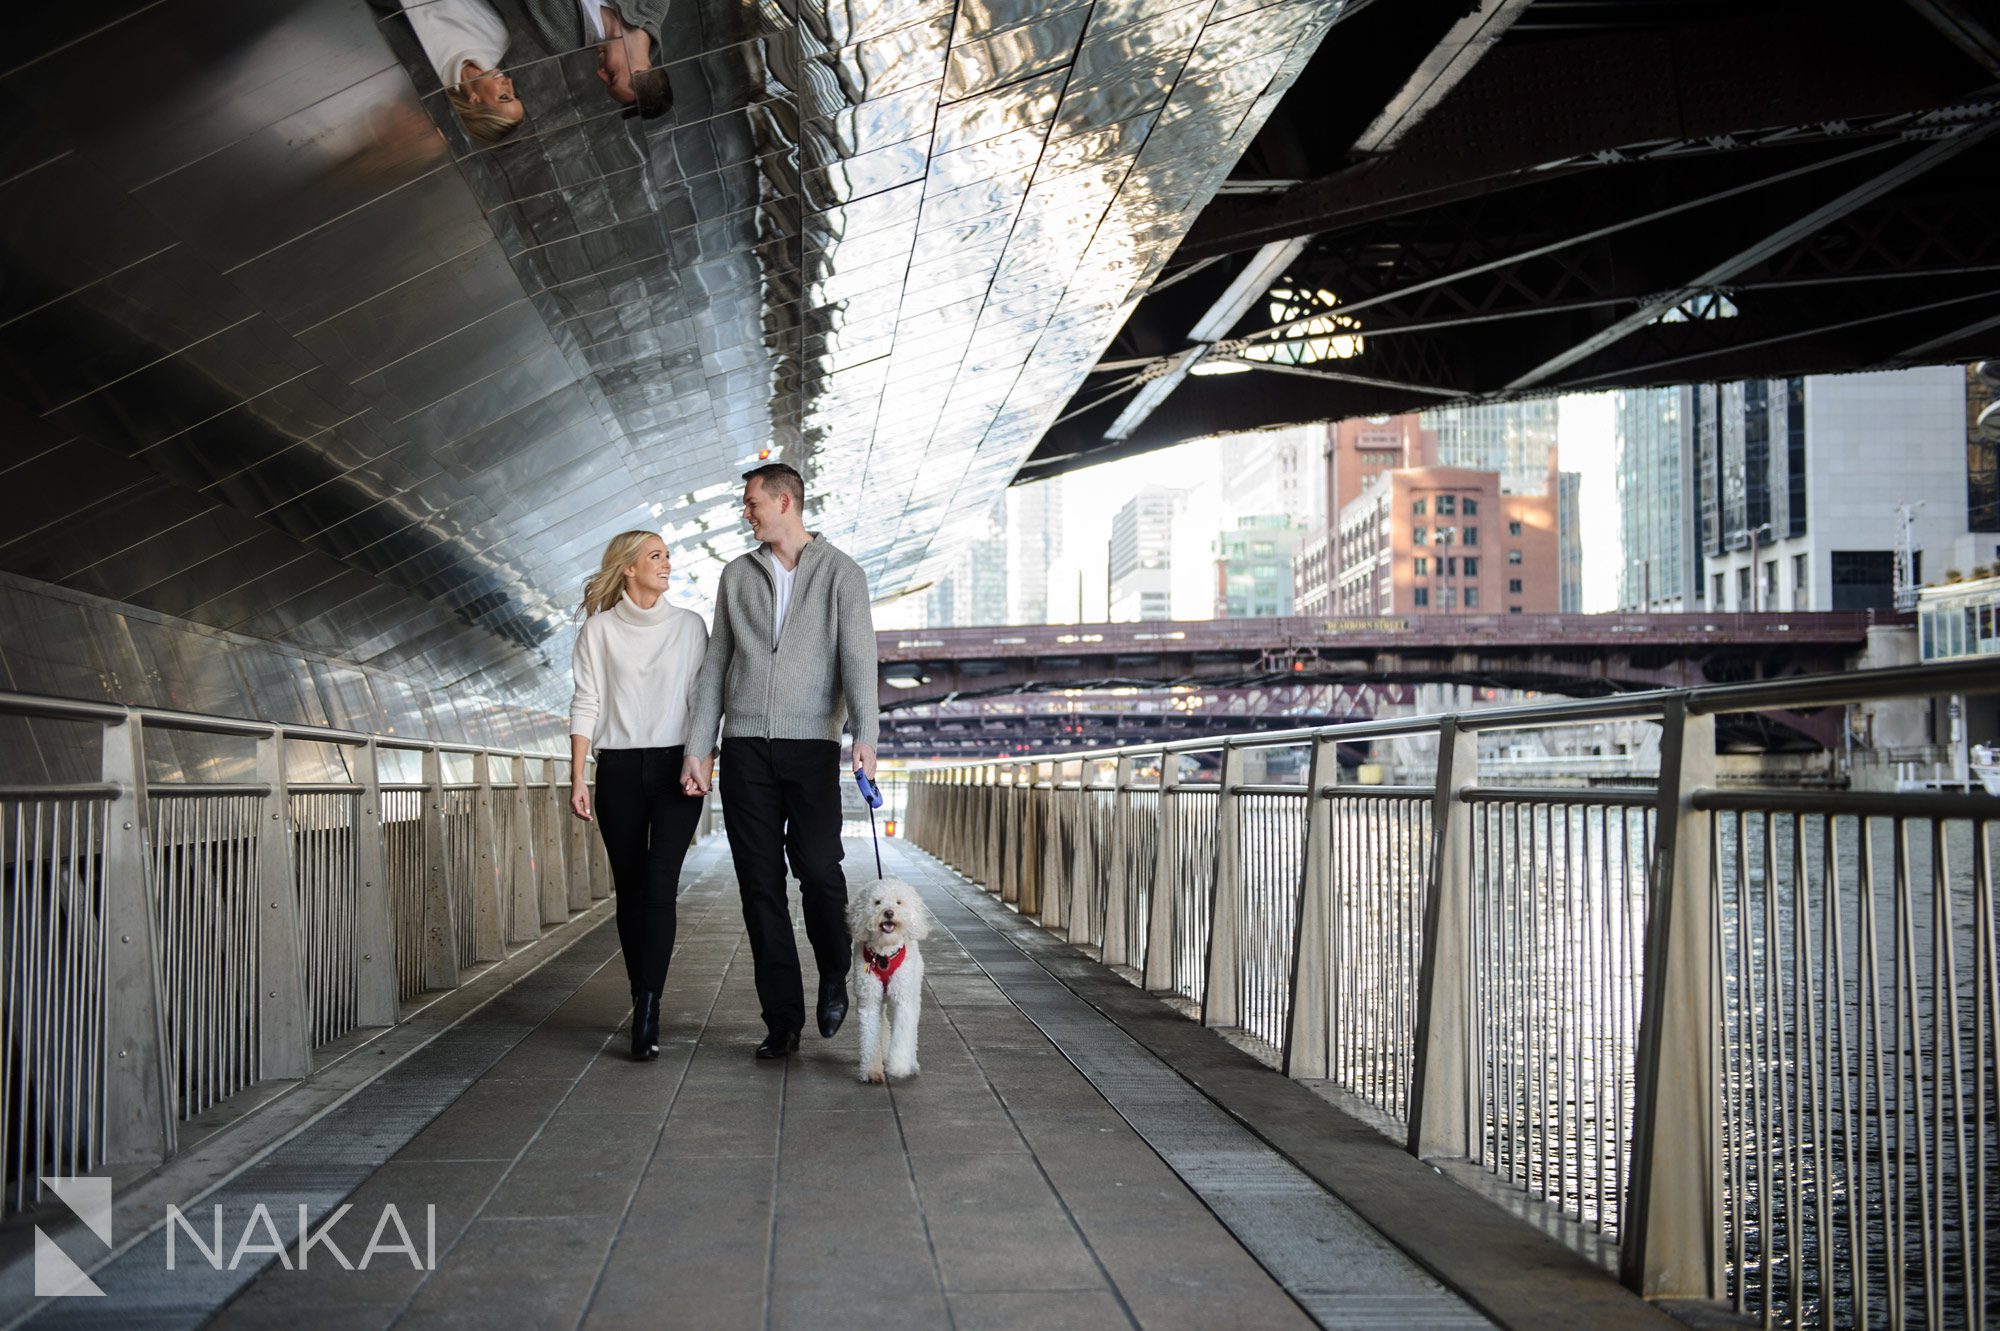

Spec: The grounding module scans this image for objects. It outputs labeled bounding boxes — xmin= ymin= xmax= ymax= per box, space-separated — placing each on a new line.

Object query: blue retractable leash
xmin=854 ymin=768 xmax=884 ymax=878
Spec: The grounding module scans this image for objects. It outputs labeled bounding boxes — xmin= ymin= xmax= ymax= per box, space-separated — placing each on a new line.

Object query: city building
xmin=1422 ymin=399 xmax=1561 ymax=495
xmin=1219 ymin=425 xmax=1325 ymax=530
xmin=1610 ymin=366 xmax=2000 ymax=614
xmin=1331 ymin=463 xmax=1560 ymax=616
xmin=1558 ymin=469 xmax=1583 ymax=614
xmin=1215 ymin=517 xmax=1306 ymax=617
xmin=1296 ymin=414 xmax=1430 ymax=615
xmin=1108 ymin=486 xmax=1187 ymax=621
xmin=1614 ymin=385 xmax=1699 ymax=610
xmin=925 ymin=496 xmax=1008 ymax=626
xmin=1695 ymin=366 xmax=1997 ymax=613
xmin=1005 ymin=477 xmax=1063 ymax=624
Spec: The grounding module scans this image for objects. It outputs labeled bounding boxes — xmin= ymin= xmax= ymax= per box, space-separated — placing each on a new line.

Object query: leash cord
xmin=868 ymin=802 xmax=882 ymax=878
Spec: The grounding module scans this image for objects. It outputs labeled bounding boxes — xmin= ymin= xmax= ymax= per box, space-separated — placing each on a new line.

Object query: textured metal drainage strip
xmin=906 ymin=861 xmax=1494 ymax=1331
xmin=13 ymin=918 xmax=622 ymax=1331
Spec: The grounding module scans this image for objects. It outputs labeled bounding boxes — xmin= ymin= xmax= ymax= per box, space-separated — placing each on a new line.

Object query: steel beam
xmin=1506 ymin=125 xmax=2000 ymax=390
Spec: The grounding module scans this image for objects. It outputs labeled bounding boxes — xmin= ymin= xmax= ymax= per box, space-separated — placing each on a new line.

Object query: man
xmin=682 ymin=463 xmax=879 ymax=1059
xmin=521 ymin=0 xmax=671 ymax=116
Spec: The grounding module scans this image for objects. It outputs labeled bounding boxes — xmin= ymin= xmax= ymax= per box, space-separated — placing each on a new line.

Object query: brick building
xmin=1330 ymin=462 xmax=1562 ymax=616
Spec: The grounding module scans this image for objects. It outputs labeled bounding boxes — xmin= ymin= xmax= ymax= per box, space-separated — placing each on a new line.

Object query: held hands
xmin=852 ymin=742 xmax=878 ymax=782
xmin=680 ymin=752 xmax=714 ymax=796
xmin=569 ymin=782 xmax=592 ymax=822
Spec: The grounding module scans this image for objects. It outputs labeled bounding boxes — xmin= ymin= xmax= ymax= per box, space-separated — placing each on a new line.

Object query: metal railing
xmin=907 ymin=659 xmax=2000 ymax=1328
xmin=0 ymin=690 xmax=635 ymax=1214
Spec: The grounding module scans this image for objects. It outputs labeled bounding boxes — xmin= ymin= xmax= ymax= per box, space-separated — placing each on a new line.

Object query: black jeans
xmin=593 ymin=746 xmax=705 ymax=996
xmin=719 ymin=737 xmax=847 ymax=1037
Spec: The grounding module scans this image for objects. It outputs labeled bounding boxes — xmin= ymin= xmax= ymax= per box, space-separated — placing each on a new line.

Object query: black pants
xmin=594 ymin=746 xmax=705 ymax=996
xmin=719 ymin=737 xmax=847 ymax=1037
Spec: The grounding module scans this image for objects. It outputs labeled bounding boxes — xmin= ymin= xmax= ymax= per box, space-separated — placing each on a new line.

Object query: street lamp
xmin=1726 ymin=521 xmax=1773 ymax=613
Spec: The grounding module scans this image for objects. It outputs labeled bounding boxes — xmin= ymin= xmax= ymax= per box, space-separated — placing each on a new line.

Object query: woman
xmin=569 ymin=531 xmax=708 ymax=1060
xmin=398 ymin=0 xmax=527 ymax=143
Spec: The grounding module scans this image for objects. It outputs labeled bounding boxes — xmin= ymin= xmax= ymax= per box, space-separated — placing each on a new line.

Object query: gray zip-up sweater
xmin=685 ymin=534 xmax=879 ymax=755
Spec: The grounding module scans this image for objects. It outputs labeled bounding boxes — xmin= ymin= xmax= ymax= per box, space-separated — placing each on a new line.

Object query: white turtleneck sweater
xmin=398 ymin=0 xmax=510 ymax=91
xmin=568 ymin=596 xmax=709 ymax=750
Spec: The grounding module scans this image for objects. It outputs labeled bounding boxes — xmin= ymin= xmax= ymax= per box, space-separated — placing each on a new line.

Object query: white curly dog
xmin=846 ymin=878 xmax=929 ymax=1083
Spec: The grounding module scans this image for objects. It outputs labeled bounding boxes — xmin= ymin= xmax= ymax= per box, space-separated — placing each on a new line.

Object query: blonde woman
xmin=398 ymin=0 xmax=527 ymax=143
xmin=569 ymin=531 xmax=708 ymax=1060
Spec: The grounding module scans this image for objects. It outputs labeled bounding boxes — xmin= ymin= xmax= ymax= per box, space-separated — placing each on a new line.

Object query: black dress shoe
xmin=816 ymin=986 xmax=848 ymax=1039
xmin=632 ymin=992 xmax=660 ymax=1062
xmin=754 ymin=1030 xmax=800 ymax=1060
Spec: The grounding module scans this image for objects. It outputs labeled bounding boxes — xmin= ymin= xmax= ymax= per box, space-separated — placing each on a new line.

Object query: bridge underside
xmin=877 ymin=616 xmax=1873 ymax=750
xmin=1023 ymin=0 xmax=2000 ymax=479
xmin=877 ymin=683 xmax=1411 ymax=758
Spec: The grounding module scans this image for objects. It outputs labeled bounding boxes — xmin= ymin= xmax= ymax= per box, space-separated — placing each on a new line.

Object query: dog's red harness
xmin=863 ymin=946 xmax=906 ymax=990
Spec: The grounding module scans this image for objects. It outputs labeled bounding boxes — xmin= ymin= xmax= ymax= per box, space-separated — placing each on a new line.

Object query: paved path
xmin=163 ymin=837 xmax=1491 ymax=1330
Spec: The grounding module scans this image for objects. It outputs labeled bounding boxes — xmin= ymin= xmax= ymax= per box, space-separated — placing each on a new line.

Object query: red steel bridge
xmin=875 ymin=612 xmax=1907 ymax=753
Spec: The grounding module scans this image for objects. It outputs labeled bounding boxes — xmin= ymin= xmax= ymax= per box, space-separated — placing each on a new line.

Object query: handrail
xmin=904 ymin=656 xmax=1999 ymax=1329
xmin=0 ymin=688 xmax=570 ymax=762
xmin=0 ymin=684 xmax=716 ymax=1221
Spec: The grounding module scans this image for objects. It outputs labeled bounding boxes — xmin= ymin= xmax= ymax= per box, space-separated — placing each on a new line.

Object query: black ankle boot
xmin=632 ymin=991 xmax=660 ymax=1061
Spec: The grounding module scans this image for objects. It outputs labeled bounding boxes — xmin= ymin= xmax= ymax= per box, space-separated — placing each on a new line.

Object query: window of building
xmin=1414 ymin=587 xmax=1430 ymax=608
xmin=1507 ymin=550 xmax=1523 ymax=566
xmin=1437 ymin=556 xmax=1452 ymax=576
xmin=1413 ymin=498 xmax=1427 ymax=517
xmin=1463 ymin=557 xmax=1478 ymax=577
xmin=1414 ymin=557 xmax=1428 ymax=576
xmin=1508 ymin=520 xmax=1523 ymax=537
xmin=1465 ymin=587 xmax=1480 ymax=608
xmin=1509 ymin=578 xmax=1523 ymax=594
xmin=1439 ymin=586 xmax=1457 ymax=609
xmin=1463 ymin=498 xmax=1478 ymax=516
xmin=1713 ymin=572 xmax=1727 ymax=607
xmin=1509 ymin=605 xmax=1523 ymax=614
xmin=1436 ymin=526 xmax=1455 ymax=546
xmin=1436 ymin=495 xmax=1456 ymax=516
xmin=1412 ymin=527 xmax=1427 ymax=545
xmin=1830 ymin=550 xmax=1898 ymax=611
xmin=1792 ymin=553 xmax=1809 ymax=601
xmin=1764 ymin=559 xmax=1778 ymax=602
xmin=1736 ymin=566 xmax=1751 ymax=606
xmin=1464 ymin=526 xmax=1478 ymax=546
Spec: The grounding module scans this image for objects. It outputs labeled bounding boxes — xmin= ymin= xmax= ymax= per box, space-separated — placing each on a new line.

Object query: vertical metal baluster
xmin=1855 ymin=817 xmax=1894 ymax=1329
xmin=1893 ymin=815 xmax=1931 ymax=1331
xmin=1929 ymin=818 xmax=1967 ymax=1330
xmin=1826 ymin=816 xmax=1863 ymax=1331
xmin=1794 ymin=814 xmax=1828 ymax=1324
xmin=27 ymin=798 xmax=45 ymax=1199
xmin=1481 ymin=802 xmax=1494 ymax=1167
xmin=4 ymin=801 xmax=18 ymax=1207
xmin=1971 ymin=815 xmax=1994 ymax=1331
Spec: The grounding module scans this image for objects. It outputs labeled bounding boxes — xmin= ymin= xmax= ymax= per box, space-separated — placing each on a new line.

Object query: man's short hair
xmin=743 ymin=462 xmax=804 ymax=511
xmin=628 ymin=67 xmax=671 ymax=120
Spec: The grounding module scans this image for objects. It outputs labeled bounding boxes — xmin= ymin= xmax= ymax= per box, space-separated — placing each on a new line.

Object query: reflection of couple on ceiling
xmin=400 ymin=0 xmax=670 ymax=143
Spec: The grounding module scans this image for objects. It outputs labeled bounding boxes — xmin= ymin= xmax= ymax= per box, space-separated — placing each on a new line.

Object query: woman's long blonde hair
xmin=580 ymin=531 xmax=664 ymax=618
xmin=446 ymin=87 xmax=524 ymax=144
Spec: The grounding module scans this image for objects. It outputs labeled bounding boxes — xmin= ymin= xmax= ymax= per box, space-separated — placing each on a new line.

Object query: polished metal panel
xmin=1 ymin=0 xmax=1338 ymax=731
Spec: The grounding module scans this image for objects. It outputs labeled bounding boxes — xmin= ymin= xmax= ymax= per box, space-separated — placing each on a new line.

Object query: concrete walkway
xmin=171 ymin=838 xmax=1491 ymax=1331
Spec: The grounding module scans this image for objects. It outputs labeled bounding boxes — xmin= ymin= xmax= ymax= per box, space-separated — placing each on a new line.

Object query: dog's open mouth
xmin=878 ymin=920 xmax=896 ymax=934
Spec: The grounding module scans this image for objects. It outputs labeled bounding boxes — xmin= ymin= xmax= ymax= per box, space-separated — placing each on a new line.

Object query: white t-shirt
xmin=399 ymin=0 xmax=510 ymax=90
xmin=568 ymin=596 xmax=709 ymax=749
xmin=577 ymin=0 xmax=608 ymax=41
xmin=768 ymin=548 xmax=798 ymax=641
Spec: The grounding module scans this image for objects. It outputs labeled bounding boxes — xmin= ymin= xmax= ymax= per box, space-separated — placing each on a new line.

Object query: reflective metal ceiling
xmin=0 ymin=0 xmax=1337 ymax=719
